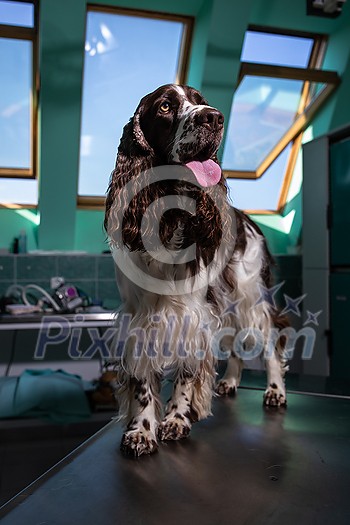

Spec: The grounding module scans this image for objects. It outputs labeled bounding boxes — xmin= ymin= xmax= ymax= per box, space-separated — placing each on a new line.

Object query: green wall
xmin=38 ymin=0 xmax=86 ymax=251
xmin=1 ymin=0 xmax=350 ymax=254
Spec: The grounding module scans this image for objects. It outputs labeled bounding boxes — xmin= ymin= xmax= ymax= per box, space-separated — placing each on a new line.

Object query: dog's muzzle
xmin=195 ymin=108 xmax=224 ymax=131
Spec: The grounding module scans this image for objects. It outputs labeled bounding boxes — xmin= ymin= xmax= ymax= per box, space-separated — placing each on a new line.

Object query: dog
xmin=105 ymin=84 xmax=288 ymax=457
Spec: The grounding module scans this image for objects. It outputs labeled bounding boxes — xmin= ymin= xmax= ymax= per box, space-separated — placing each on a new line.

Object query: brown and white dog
xmin=105 ymin=84 xmax=288 ymax=457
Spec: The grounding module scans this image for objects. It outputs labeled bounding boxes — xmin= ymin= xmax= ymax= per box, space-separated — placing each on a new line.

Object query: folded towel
xmin=0 ymin=369 xmax=92 ymax=423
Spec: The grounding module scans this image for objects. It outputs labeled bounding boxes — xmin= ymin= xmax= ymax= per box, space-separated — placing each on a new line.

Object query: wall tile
xmin=17 ymin=256 xmax=56 ymax=281
xmin=97 ymin=255 xmax=115 ymax=280
xmin=57 ymin=256 xmax=96 ymax=280
xmin=0 ymin=256 xmax=15 ymax=281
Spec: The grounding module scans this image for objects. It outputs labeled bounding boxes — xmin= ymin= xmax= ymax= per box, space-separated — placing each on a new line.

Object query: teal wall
xmin=38 ymin=0 xmax=86 ymax=251
xmin=1 ymin=0 xmax=350 ymax=254
xmin=75 ymin=210 xmax=108 ymax=254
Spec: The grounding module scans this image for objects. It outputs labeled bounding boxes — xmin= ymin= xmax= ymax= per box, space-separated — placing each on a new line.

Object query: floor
xmin=1 ymin=388 xmax=350 ymax=525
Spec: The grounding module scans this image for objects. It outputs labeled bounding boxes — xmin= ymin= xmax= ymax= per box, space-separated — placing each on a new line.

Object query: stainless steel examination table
xmin=0 ymin=388 xmax=349 ymax=525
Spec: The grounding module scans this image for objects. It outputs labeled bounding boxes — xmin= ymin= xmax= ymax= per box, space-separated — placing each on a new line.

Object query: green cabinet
xmin=330 ymin=135 xmax=350 ymax=379
xmin=303 ymin=129 xmax=350 ymax=380
xmin=330 ymin=273 xmax=350 ymax=379
xmin=330 ymin=137 xmax=350 ymax=266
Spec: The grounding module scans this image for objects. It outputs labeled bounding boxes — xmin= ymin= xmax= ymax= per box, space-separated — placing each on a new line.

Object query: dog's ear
xmin=117 ymin=103 xmax=154 ymax=159
xmin=132 ymin=103 xmax=153 ymax=153
xmin=105 ymin=101 xmax=155 ymax=234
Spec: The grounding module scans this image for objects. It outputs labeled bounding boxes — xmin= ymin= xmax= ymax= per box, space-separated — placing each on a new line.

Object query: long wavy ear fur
xmin=132 ymin=102 xmax=153 ymax=152
xmin=104 ymin=103 xmax=154 ymax=233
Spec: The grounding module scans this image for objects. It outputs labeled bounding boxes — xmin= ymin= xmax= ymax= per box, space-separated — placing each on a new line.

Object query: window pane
xmin=0 ymin=37 xmax=32 ymax=169
xmin=222 ymin=76 xmax=303 ymax=171
xmin=0 ymin=0 xmax=34 ymax=27
xmin=226 ymin=144 xmax=291 ymax=211
xmin=242 ymin=31 xmax=313 ymax=68
xmin=78 ymin=11 xmax=185 ymax=197
xmin=0 ymin=177 xmax=37 ymax=204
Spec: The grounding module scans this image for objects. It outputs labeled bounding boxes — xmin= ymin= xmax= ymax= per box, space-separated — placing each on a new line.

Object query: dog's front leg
xmin=158 ymin=376 xmax=197 ymax=441
xmin=120 ymin=376 xmax=160 ymax=457
xmin=216 ymin=353 xmax=243 ymax=396
xmin=264 ymin=347 xmax=287 ymax=407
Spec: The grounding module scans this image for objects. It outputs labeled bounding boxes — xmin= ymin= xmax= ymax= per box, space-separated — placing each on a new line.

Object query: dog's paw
xmin=263 ymin=383 xmax=287 ymax=408
xmin=215 ymin=379 xmax=237 ymax=397
xmin=158 ymin=417 xmax=191 ymax=441
xmin=120 ymin=429 xmax=158 ymax=457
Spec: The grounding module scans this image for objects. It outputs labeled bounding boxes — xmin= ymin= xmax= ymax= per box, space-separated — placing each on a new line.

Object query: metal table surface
xmin=0 ymin=311 xmax=116 ymax=331
xmin=0 ymin=310 xmax=117 ymax=377
xmin=1 ymin=388 xmax=349 ymax=525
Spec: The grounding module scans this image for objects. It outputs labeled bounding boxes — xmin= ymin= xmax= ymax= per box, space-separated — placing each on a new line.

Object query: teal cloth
xmin=0 ymin=369 xmax=92 ymax=423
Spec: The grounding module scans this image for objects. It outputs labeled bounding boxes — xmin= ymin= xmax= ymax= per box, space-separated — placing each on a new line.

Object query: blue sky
xmin=0 ymin=0 xmax=33 ymax=27
xmin=78 ymin=12 xmax=183 ymax=197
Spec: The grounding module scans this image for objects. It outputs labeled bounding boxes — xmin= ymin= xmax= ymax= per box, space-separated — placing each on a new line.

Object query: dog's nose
xmin=197 ymin=108 xmax=224 ymax=130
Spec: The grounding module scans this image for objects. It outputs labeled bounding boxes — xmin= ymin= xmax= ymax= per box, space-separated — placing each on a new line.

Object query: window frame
xmin=0 ymin=0 xmax=39 ymax=180
xmin=223 ymin=26 xmax=340 ymax=215
xmin=77 ymin=4 xmax=194 ymax=209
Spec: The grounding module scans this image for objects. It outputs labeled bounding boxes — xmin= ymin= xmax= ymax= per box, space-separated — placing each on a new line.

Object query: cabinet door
xmin=330 ymin=138 xmax=350 ymax=266
xmin=330 ymin=272 xmax=350 ymax=379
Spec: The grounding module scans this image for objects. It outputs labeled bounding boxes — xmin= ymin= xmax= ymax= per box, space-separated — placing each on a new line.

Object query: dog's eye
xmin=159 ymin=102 xmax=171 ymax=113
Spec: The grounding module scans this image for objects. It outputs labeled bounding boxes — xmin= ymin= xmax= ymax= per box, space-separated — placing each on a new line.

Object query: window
xmin=0 ymin=0 xmax=33 ymax=26
xmin=226 ymin=144 xmax=292 ymax=212
xmin=0 ymin=0 xmax=38 ymax=206
xmin=241 ymin=30 xmax=313 ymax=68
xmin=78 ymin=7 xmax=193 ymax=203
xmin=223 ymin=28 xmax=340 ymax=213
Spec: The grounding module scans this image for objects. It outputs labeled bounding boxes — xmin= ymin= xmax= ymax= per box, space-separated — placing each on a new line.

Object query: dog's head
xmin=105 ymin=85 xmax=232 ymax=261
xmin=131 ymin=84 xmax=224 ymax=165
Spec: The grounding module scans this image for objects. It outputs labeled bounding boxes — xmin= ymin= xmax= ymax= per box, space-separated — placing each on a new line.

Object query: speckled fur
xmin=105 ymin=84 xmax=288 ymax=457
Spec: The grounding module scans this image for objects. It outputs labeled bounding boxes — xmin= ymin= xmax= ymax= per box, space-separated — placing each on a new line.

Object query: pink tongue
xmin=185 ymin=159 xmax=221 ymax=187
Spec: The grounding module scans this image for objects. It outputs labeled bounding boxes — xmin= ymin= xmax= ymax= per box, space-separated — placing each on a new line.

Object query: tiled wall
xmin=0 ymin=254 xmax=121 ymax=310
xmin=0 ymin=253 xmax=301 ymax=312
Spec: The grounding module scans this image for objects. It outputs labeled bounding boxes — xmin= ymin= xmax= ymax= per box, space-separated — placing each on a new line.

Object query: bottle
xmin=13 ymin=237 xmax=19 ymax=254
xmin=18 ymin=230 xmax=27 ymax=254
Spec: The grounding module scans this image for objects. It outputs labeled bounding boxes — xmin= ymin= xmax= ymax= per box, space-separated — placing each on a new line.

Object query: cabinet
xmin=303 ymin=125 xmax=350 ymax=379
